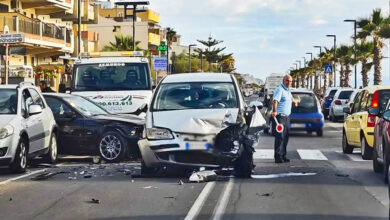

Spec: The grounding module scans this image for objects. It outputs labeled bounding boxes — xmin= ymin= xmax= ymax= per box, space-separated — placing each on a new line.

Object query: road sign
xmin=0 ymin=33 xmax=25 ymax=44
xmin=153 ymin=57 xmax=168 ymax=70
xmin=324 ymin=65 xmax=333 ymax=74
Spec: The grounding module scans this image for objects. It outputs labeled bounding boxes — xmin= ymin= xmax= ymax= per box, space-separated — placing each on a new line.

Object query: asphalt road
xmin=0 ymin=97 xmax=388 ymax=219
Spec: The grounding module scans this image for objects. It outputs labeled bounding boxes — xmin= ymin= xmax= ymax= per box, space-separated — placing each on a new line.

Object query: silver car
xmin=138 ymin=73 xmax=263 ymax=177
xmin=329 ymin=88 xmax=357 ymax=122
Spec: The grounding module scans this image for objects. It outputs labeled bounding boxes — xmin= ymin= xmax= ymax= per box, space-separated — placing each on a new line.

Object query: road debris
xmin=189 ymin=170 xmax=217 ymax=183
xmin=68 ymin=177 xmax=77 ymax=180
xmin=178 ymin=180 xmax=184 ymax=185
xmin=257 ymin=192 xmax=274 ymax=197
xmin=89 ymin=198 xmax=100 ymax=204
xmin=9 ymin=198 xmax=12 ymax=201
xmin=336 ymin=173 xmax=349 ymax=177
xmin=164 ymin=196 xmax=175 ymax=199
xmin=84 ymin=174 xmax=93 ymax=178
xmin=31 ymin=171 xmax=70 ymax=181
xmin=251 ymin=172 xmax=317 ymax=179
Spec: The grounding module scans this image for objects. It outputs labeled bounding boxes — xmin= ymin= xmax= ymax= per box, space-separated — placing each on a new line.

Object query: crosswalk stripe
xmin=253 ymin=149 xmax=274 ymax=159
xmin=297 ymin=149 xmax=328 ymax=160
xmin=345 ymin=154 xmax=366 ymax=162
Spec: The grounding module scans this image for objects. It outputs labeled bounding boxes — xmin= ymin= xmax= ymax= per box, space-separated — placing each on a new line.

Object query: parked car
xmin=43 ymin=93 xmax=144 ymax=162
xmin=138 ymin=73 xmax=263 ymax=177
xmin=262 ymin=89 xmax=324 ymax=136
xmin=342 ymin=86 xmax=390 ymax=160
xmin=343 ymin=89 xmax=360 ymax=119
xmin=0 ymin=83 xmax=58 ymax=173
xmin=322 ymin=87 xmax=342 ymax=119
xmin=370 ymin=103 xmax=390 ymax=183
xmin=329 ymin=88 xmax=356 ymax=122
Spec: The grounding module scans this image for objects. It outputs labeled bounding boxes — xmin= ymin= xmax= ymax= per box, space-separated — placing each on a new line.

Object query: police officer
xmin=271 ymin=75 xmax=299 ymax=163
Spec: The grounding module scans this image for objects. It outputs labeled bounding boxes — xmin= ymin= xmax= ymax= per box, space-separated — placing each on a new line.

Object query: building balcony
xmin=50 ymin=0 xmax=98 ymax=24
xmin=148 ymin=33 xmax=160 ymax=46
xmin=0 ymin=13 xmax=73 ymax=55
xmin=20 ymin=0 xmax=73 ymax=15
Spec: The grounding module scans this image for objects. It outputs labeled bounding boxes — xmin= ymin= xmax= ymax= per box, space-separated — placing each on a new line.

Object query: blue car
xmin=289 ymin=90 xmax=324 ymax=136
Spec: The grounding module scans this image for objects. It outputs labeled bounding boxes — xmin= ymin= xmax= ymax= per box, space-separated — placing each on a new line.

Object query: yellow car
xmin=342 ymin=85 xmax=390 ymax=160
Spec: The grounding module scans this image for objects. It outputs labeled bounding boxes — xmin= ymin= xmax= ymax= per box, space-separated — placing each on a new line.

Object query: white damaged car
xmin=138 ymin=73 xmax=264 ymax=177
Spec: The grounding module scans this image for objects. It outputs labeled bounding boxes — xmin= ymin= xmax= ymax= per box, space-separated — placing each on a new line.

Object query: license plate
xmin=185 ymin=142 xmax=210 ymax=150
xmin=291 ymin=124 xmax=305 ymax=128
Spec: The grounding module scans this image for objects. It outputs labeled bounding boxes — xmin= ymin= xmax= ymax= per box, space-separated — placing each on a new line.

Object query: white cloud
xmin=310 ymin=18 xmax=328 ymax=26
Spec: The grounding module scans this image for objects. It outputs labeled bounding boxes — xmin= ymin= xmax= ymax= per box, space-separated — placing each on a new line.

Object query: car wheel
xmin=234 ymin=148 xmax=253 ymax=178
xmin=373 ymin=144 xmax=383 ymax=173
xmin=307 ymin=131 xmax=313 ymax=135
xmin=43 ymin=133 xmax=58 ymax=164
xmin=99 ymin=131 xmax=127 ymax=163
xmin=316 ymin=130 xmax=323 ymax=137
xmin=361 ymin=135 xmax=373 ymax=160
xmin=141 ymin=159 xmax=157 ymax=175
xmin=342 ymin=132 xmax=354 ymax=154
xmin=10 ymin=138 xmax=28 ymax=173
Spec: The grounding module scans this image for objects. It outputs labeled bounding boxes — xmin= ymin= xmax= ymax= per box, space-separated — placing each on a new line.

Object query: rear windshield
xmin=328 ymin=89 xmax=337 ymax=97
xmin=378 ymin=90 xmax=390 ymax=109
xmin=338 ymin=91 xmax=353 ymax=99
xmin=292 ymin=93 xmax=317 ymax=113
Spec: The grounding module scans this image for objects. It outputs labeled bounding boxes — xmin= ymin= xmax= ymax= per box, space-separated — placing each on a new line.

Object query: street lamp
xmin=115 ymin=1 xmax=150 ymax=50
xmin=326 ymin=34 xmax=337 ymax=87
xmin=314 ymin=46 xmax=322 ymax=56
xmin=344 ymin=19 xmax=357 ymax=88
xmin=188 ymin=44 xmax=197 ymax=72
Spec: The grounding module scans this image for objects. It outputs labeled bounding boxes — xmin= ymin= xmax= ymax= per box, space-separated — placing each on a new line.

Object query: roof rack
xmin=17 ymin=82 xmax=35 ymax=88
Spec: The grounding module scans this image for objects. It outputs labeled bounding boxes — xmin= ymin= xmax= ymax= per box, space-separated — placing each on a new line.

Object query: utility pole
xmin=116 ymin=1 xmax=149 ymax=50
xmin=188 ymin=44 xmax=196 ymax=73
xmin=296 ymin=60 xmax=301 ymax=88
xmin=344 ymin=19 xmax=357 ymax=88
xmin=5 ymin=43 xmax=8 ymax=85
xmin=77 ymin=0 xmax=81 ymax=56
xmin=326 ymin=35 xmax=337 ymax=87
xmin=314 ymin=46 xmax=323 ymax=91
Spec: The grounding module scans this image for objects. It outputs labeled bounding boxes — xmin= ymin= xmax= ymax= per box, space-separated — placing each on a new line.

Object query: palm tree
xmin=355 ymin=40 xmax=374 ymax=87
xmin=166 ymin=27 xmax=177 ymax=45
xmin=336 ymin=45 xmax=353 ymax=87
xmin=102 ymin=35 xmax=141 ymax=51
xmin=358 ymin=9 xmax=390 ymax=85
xmin=319 ymin=47 xmax=334 ymax=89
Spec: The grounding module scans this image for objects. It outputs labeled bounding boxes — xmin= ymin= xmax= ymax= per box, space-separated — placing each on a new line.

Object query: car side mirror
xmin=343 ymin=107 xmax=351 ymax=115
xmin=383 ymin=110 xmax=390 ymax=122
xmin=249 ymin=100 xmax=263 ymax=110
xmin=29 ymin=105 xmax=42 ymax=116
xmin=368 ymin=107 xmax=380 ymax=116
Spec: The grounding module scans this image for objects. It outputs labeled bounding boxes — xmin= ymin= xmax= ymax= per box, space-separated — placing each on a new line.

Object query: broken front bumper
xmin=138 ymin=138 xmax=238 ymax=169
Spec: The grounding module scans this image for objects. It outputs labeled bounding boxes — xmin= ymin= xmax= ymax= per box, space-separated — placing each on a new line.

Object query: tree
xmin=166 ymin=27 xmax=177 ymax=45
xmin=196 ymin=36 xmax=226 ymax=71
xmin=355 ymin=40 xmax=374 ymax=87
xmin=336 ymin=45 xmax=353 ymax=87
xmin=358 ymin=9 xmax=390 ymax=85
xmin=102 ymin=35 xmax=141 ymax=51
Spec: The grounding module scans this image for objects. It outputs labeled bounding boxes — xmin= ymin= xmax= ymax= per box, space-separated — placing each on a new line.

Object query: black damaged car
xmin=43 ymin=93 xmax=144 ymax=162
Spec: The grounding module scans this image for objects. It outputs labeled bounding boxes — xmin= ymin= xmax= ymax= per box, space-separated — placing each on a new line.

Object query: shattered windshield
xmin=152 ymin=82 xmax=238 ymax=111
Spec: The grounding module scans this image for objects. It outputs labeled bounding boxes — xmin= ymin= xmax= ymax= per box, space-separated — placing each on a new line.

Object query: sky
xmin=147 ymin=0 xmax=390 ymax=86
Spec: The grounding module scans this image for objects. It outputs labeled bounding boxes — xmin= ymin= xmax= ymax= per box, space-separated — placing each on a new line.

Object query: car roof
xmin=291 ymin=89 xmax=313 ymax=94
xmin=361 ymin=85 xmax=390 ymax=93
xmin=42 ymin=93 xmax=76 ymax=98
xmin=74 ymin=57 xmax=147 ymax=65
xmin=0 ymin=85 xmax=18 ymax=89
xmin=162 ymin=73 xmax=233 ymax=83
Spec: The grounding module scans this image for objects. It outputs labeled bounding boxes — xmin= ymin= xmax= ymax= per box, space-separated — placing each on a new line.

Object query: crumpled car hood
xmin=152 ymin=109 xmax=239 ymax=134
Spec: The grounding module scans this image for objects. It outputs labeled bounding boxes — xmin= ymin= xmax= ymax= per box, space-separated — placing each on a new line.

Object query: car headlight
xmin=146 ymin=127 xmax=173 ymax=140
xmin=0 ymin=125 xmax=14 ymax=139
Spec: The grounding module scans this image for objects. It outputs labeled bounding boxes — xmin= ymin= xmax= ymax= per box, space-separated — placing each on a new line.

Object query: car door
xmin=44 ymin=96 xmax=85 ymax=155
xmin=29 ymin=88 xmax=51 ymax=149
xmin=21 ymin=89 xmax=45 ymax=153
xmin=345 ymin=91 xmax=363 ymax=146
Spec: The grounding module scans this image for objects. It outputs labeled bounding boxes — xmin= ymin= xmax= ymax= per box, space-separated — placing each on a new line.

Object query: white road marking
xmin=297 ymin=149 xmax=328 ymax=160
xmin=212 ymin=179 xmax=234 ymax=220
xmin=346 ymin=154 xmax=367 ymax=162
xmin=253 ymin=149 xmax=274 ymax=159
xmin=184 ymin=182 xmax=216 ymax=220
xmin=0 ymin=169 xmax=47 ymax=186
xmin=251 ymin=172 xmax=317 ymax=179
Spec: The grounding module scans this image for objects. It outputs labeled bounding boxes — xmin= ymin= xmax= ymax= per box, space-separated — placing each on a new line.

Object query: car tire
xmin=373 ymin=144 xmax=383 ymax=173
xmin=307 ymin=131 xmax=313 ymax=135
xmin=98 ymin=131 xmax=127 ymax=163
xmin=342 ymin=132 xmax=354 ymax=154
xmin=234 ymin=148 xmax=253 ymax=178
xmin=10 ymin=138 xmax=28 ymax=173
xmin=141 ymin=159 xmax=157 ymax=175
xmin=384 ymin=145 xmax=390 ymax=184
xmin=361 ymin=135 xmax=373 ymax=160
xmin=43 ymin=133 xmax=58 ymax=164
xmin=316 ymin=130 xmax=323 ymax=137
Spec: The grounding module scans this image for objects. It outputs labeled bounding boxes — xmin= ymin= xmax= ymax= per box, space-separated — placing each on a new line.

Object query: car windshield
xmin=63 ymin=96 xmax=108 ymax=116
xmin=0 ymin=89 xmax=17 ymax=114
xmin=338 ymin=91 xmax=353 ymax=99
xmin=152 ymin=82 xmax=238 ymax=111
xmin=73 ymin=63 xmax=150 ymax=91
xmin=292 ymin=93 xmax=317 ymax=113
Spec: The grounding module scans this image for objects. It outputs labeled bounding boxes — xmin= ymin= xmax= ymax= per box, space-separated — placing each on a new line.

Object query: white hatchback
xmin=0 ymin=83 xmax=58 ymax=173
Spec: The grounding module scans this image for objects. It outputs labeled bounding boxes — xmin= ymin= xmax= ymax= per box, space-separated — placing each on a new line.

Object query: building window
xmin=31 ymin=14 xmax=34 ymax=19
xmin=0 ymin=3 xmax=9 ymax=12
xmin=23 ymin=12 xmax=26 ymax=16
xmin=31 ymin=57 xmax=35 ymax=67
xmin=23 ymin=56 xmax=27 ymax=65
xmin=10 ymin=0 xmax=16 ymax=9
